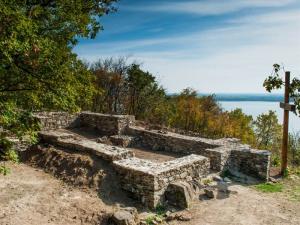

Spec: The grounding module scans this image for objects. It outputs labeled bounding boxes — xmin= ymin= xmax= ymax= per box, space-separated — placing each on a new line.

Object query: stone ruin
xmin=34 ymin=111 xmax=271 ymax=209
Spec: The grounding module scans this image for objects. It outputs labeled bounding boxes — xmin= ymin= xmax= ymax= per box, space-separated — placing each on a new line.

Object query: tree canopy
xmin=0 ymin=0 xmax=117 ymax=111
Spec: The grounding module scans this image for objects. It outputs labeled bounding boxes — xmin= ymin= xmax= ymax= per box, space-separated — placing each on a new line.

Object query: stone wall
xmin=113 ymin=154 xmax=210 ymax=208
xmin=125 ymin=126 xmax=270 ymax=180
xmin=39 ymin=130 xmax=134 ymax=162
xmin=34 ymin=112 xmax=79 ymax=130
xmin=79 ymin=112 xmax=135 ymax=136
xmin=228 ymin=148 xmax=271 ymax=180
xmin=126 ymin=126 xmax=228 ymax=171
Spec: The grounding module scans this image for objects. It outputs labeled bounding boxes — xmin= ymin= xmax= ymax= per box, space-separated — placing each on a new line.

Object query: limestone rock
xmin=110 ymin=207 xmax=139 ymax=225
xmin=212 ymin=175 xmax=223 ymax=182
xmin=175 ymin=211 xmax=192 ymax=221
xmin=110 ymin=135 xmax=135 ymax=147
xmin=97 ymin=136 xmax=110 ymax=144
xmin=165 ymin=181 xmax=197 ymax=209
xmin=204 ymin=188 xmax=215 ymax=199
xmin=217 ymin=181 xmax=229 ymax=193
xmin=223 ymin=177 xmax=232 ymax=183
xmin=166 ymin=211 xmax=192 ymax=222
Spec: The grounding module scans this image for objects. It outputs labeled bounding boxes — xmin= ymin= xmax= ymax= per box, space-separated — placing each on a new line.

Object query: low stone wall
xmin=228 ymin=148 xmax=271 ymax=180
xmin=39 ymin=130 xmax=134 ymax=162
xmin=79 ymin=112 xmax=135 ymax=136
xmin=126 ymin=126 xmax=228 ymax=171
xmin=126 ymin=126 xmax=271 ymax=180
xmin=34 ymin=112 xmax=79 ymax=130
xmin=113 ymin=154 xmax=210 ymax=208
xmin=34 ymin=111 xmax=135 ymax=135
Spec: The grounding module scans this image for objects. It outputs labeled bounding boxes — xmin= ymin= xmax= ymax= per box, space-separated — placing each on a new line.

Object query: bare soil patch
xmin=169 ymin=184 xmax=300 ymax=225
xmin=21 ymin=145 xmax=139 ymax=207
xmin=2 ymin=163 xmax=300 ymax=225
xmin=130 ymin=147 xmax=181 ymax=163
xmin=0 ymin=162 xmax=111 ymax=225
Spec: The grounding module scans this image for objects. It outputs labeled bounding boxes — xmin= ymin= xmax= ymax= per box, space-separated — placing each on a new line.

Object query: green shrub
xmin=0 ymin=165 xmax=10 ymax=176
xmin=4 ymin=149 xmax=19 ymax=163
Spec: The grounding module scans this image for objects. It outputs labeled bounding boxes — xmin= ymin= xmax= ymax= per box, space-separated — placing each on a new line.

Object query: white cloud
xmin=75 ymin=7 xmax=300 ymax=93
xmin=124 ymin=0 xmax=296 ymax=15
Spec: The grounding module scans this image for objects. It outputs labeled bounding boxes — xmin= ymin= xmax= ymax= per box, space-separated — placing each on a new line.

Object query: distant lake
xmin=170 ymin=93 xmax=300 ymax=132
xmin=220 ymin=101 xmax=300 ymax=133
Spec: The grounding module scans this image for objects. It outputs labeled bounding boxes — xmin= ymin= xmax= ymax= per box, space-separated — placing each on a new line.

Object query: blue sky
xmin=74 ymin=0 xmax=300 ymax=93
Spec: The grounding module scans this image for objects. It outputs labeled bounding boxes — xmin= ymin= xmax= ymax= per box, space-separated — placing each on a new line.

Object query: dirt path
xmin=0 ymin=162 xmax=112 ymax=225
xmin=170 ymin=184 xmax=300 ymax=225
xmin=1 ymin=163 xmax=300 ymax=225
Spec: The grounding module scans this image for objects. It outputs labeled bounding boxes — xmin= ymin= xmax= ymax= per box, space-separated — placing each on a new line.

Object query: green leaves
xmin=263 ymin=64 xmax=300 ymax=116
xmin=263 ymin=64 xmax=283 ymax=92
xmin=253 ymin=110 xmax=282 ymax=150
xmin=263 ymin=75 xmax=284 ymax=92
xmin=0 ymin=0 xmax=116 ymax=111
xmin=0 ymin=102 xmax=41 ymax=161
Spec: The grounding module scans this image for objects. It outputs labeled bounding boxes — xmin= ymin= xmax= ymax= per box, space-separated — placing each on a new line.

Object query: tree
xmin=0 ymin=0 xmax=116 ymax=111
xmin=91 ymin=57 xmax=129 ymax=114
xmin=253 ymin=110 xmax=282 ymax=149
xmin=0 ymin=0 xmax=117 ymax=169
xmin=171 ymin=88 xmax=200 ymax=131
xmin=224 ymin=108 xmax=255 ymax=144
xmin=126 ymin=64 xmax=166 ymax=119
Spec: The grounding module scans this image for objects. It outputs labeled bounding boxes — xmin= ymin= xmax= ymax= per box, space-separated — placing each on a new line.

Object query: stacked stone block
xmin=113 ymin=154 xmax=210 ymax=208
xmin=79 ymin=112 xmax=135 ymax=135
xmin=229 ymin=147 xmax=271 ymax=180
xmin=39 ymin=131 xmax=134 ymax=162
xmin=34 ymin=112 xmax=79 ymax=130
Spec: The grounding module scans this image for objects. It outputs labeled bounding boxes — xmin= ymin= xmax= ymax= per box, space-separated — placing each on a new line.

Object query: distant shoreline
xmin=168 ymin=93 xmax=285 ymax=102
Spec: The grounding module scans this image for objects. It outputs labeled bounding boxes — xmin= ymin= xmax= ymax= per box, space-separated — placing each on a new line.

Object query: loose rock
xmin=224 ymin=177 xmax=232 ymax=183
xmin=217 ymin=181 xmax=229 ymax=193
xmin=165 ymin=181 xmax=197 ymax=209
xmin=212 ymin=175 xmax=223 ymax=182
xmin=204 ymin=188 xmax=215 ymax=199
xmin=110 ymin=207 xmax=139 ymax=225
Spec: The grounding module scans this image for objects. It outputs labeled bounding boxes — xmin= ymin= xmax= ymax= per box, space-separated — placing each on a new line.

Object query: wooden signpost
xmin=280 ymin=71 xmax=296 ymax=174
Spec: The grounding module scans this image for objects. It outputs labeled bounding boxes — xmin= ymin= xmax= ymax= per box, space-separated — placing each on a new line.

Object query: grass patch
xmin=145 ymin=215 xmax=156 ymax=225
xmin=255 ymin=183 xmax=283 ymax=193
xmin=289 ymin=187 xmax=300 ymax=201
xmin=202 ymin=177 xmax=213 ymax=185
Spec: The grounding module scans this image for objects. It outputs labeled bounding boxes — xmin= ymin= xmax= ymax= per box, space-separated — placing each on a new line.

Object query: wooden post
xmin=281 ymin=71 xmax=290 ymax=174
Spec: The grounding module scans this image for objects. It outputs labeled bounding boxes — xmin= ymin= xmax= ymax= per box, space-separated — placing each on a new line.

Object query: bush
xmin=0 ymin=165 xmax=10 ymax=176
xmin=4 ymin=149 xmax=19 ymax=163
